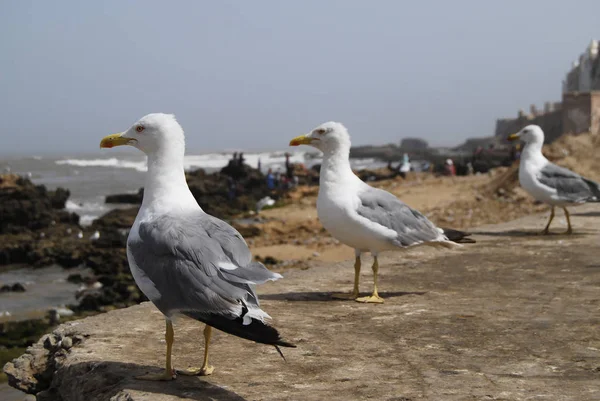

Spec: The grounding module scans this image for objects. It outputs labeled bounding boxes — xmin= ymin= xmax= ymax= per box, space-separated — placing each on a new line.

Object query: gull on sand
xmin=289 ymin=122 xmax=474 ymax=304
xmin=100 ymin=113 xmax=294 ymax=381
xmin=508 ymin=125 xmax=600 ymax=234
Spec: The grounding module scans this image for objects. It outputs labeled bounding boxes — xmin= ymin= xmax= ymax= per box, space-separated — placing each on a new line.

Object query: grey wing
xmin=538 ymin=163 xmax=600 ymax=202
xmin=356 ymin=186 xmax=445 ymax=247
xmin=201 ymin=214 xmax=281 ymax=285
xmin=127 ymin=213 xmax=279 ymax=317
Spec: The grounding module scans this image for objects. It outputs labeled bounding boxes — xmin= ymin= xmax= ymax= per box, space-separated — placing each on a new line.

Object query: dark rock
xmin=0 ymin=174 xmax=77 ymax=234
xmin=92 ymin=207 xmax=138 ymax=229
xmin=0 ymin=283 xmax=26 ymax=292
xmin=67 ymin=273 xmax=84 ymax=284
xmin=105 ymin=188 xmax=143 ymax=204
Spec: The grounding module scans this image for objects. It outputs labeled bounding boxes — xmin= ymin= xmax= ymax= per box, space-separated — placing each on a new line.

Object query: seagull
xmin=508 ymin=125 xmax=600 ymax=234
xmin=89 ymin=230 xmax=100 ymax=241
xmin=256 ymin=196 xmax=276 ymax=213
xmin=100 ymin=113 xmax=294 ymax=381
xmin=289 ymin=122 xmax=474 ymax=303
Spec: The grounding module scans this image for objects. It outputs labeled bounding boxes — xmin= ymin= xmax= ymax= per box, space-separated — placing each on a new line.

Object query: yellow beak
xmin=507 ymin=133 xmax=520 ymax=142
xmin=289 ymin=134 xmax=313 ymax=146
xmin=100 ymin=132 xmax=135 ymax=148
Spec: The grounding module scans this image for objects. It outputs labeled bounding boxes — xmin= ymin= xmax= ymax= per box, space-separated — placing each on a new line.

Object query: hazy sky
xmin=1 ymin=1 xmax=598 ymax=155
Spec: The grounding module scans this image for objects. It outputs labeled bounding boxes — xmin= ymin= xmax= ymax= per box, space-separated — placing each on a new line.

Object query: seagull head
xmin=289 ymin=121 xmax=350 ymax=152
xmin=507 ymin=125 xmax=544 ymax=145
xmin=100 ymin=113 xmax=184 ymax=156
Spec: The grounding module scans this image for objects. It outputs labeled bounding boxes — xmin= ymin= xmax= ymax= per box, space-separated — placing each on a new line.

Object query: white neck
xmin=519 ymin=140 xmax=548 ymax=172
xmin=319 ymin=143 xmax=357 ymax=188
xmin=141 ymin=145 xmax=199 ymax=213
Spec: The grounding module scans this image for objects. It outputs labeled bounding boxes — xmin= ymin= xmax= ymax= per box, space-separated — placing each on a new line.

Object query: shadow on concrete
xmin=38 ymin=361 xmax=248 ymax=401
xmin=473 ymin=229 xmax=592 ymax=239
xmin=572 ymin=211 xmax=600 ymax=217
xmin=261 ymin=291 xmax=426 ymax=302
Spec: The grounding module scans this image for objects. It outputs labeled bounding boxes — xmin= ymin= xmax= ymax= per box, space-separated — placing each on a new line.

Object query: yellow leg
xmin=563 ymin=207 xmax=573 ymax=235
xmin=540 ymin=206 xmax=555 ymax=235
xmin=178 ymin=325 xmax=215 ymax=376
xmin=332 ymin=255 xmax=361 ymax=300
xmin=136 ymin=320 xmax=176 ymax=381
xmin=356 ymin=256 xmax=384 ymax=304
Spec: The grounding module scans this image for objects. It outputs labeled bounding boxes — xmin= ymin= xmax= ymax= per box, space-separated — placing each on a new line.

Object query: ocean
xmin=1 ymin=150 xmax=386 ymax=226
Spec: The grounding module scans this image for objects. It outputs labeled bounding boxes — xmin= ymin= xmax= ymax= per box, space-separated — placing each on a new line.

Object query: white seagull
xmin=289 ymin=122 xmax=474 ymax=303
xmin=100 ymin=113 xmax=294 ymax=381
xmin=508 ymin=125 xmax=600 ymax=234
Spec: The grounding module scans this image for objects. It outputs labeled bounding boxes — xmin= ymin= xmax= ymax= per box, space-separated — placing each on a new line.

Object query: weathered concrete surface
xmin=5 ymin=205 xmax=600 ymax=400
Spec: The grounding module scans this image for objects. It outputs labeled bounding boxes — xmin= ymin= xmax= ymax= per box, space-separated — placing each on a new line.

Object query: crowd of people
xmin=266 ymin=153 xmax=300 ymax=190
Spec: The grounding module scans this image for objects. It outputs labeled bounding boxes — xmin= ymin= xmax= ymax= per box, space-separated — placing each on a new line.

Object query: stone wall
xmin=495 ymin=91 xmax=600 ymax=143
xmin=562 ymin=92 xmax=593 ymax=134
xmin=495 ymin=106 xmax=562 ymax=144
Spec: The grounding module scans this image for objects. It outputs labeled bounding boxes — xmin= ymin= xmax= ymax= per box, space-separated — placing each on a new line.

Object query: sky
xmin=0 ymin=1 xmax=598 ymax=155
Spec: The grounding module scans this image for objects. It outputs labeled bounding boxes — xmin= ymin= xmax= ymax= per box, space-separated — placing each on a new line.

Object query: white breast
xmin=317 ymin=183 xmax=399 ymax=253
xmin=519 ymin=157 xmax=559 ymax=205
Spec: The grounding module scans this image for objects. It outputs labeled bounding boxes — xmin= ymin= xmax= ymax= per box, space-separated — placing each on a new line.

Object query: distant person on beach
xmin=257 ymin=158 xmax=261 ymax=172
xmin=266 ymin=168 xmax=275 ymax=190
xmin=444 ymin=159 xmax=456 ymax=176
xmin=238 ymin=152 xmax=245 ymax=167
xmin=227 ymin=176 xmax=237 ymax=200
xmin=284 ymin=152 xmax=296 ymax=188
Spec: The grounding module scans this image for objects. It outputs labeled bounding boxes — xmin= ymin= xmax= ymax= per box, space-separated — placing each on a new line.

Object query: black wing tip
xmin=274 ymin=339 xmax=297 ymax=348
xmin=442 ymin=228 xmax=477 ymax=244
xmin=185 ymin=311 xmax=296 ymax=348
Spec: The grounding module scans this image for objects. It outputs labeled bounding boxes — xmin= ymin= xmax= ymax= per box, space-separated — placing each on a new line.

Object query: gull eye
xmin=315 ymin=128 xmax=326 ymax=135
xmin=135 ymin=125 xmax=144 ymax=133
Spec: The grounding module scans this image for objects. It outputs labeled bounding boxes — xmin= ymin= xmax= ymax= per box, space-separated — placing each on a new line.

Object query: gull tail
xmin=441 ymin=228 xmax=476 ymax=244
xmin=583 ymin=178 xmax=600 ymax=202
xmin=183 ymin=310 xmax=296 ymax=351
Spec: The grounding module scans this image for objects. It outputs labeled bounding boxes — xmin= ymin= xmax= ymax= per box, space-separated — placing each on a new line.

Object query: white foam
xmin=65 ymin=199 xmax=110 ymax=227
xmin=55 ymin=151 xmax=318 ymax=173
xmin=56 ymin=157 xmax=147 ymax=172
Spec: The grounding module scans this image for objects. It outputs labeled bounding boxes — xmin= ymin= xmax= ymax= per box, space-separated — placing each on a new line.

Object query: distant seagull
xmin=100 ymin=113 xmax=294 ymax=381
xmin=508 ymin=125 xmax=600 ymax=234
xmin=289 ymin=122 xmax=474 ymax=303
xmin=66 ymin=228 xmax=72 ymax=235
xmin=77 ymin=230 xmax=84 ymax=239
xmin=89 ymin=231 xmax=100 ymax=241
xmin=256 ymin=196 xmax=275 ymax=213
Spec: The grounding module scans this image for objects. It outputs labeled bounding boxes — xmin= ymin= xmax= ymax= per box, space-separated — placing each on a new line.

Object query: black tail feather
xmin=583 ymin=178 xmax=600 ymax=201
xmin=274 ymin=345 xmax=287 ymax=361
xmin=183 ymin=311 xmax=296 ymax=349
xmin=441 ymin=228 xmax=476 ymax=244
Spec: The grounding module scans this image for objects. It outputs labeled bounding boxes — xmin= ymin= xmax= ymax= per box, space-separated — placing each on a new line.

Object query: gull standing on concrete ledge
xmin=100 ymin=113 xmax=294 ymax=381
xmin=508 ymin=125 xmax=600 ymax=234
xmin=289 ymin=122 xmax=474 ymax=303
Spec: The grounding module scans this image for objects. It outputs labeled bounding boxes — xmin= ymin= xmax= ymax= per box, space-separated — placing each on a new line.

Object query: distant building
xmin=495 ymin=40 xmax=600 ymax=143
xmin=563 ymin=40 xmax=600 ymax=93
xmin=399 ymin=138 xmax=429 ymax=150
